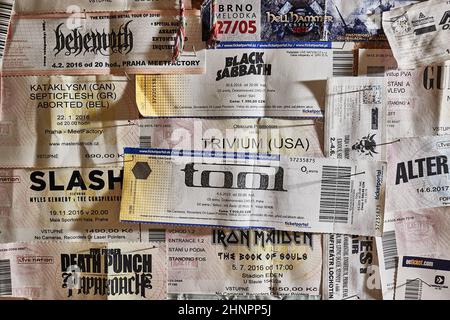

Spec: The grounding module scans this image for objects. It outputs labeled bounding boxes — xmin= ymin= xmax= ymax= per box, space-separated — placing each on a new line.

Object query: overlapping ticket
xmin=120 ymin=148 xmax=386 ymax=236
xmin=0 ymin=242 xmax=166 ymax=300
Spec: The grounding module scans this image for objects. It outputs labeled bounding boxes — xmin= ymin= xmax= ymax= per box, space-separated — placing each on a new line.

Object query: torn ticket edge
xmin=1 ymin=9 xmax=205 ymax=76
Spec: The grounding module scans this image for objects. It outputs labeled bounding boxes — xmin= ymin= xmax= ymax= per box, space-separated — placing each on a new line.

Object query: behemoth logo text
xmin=61 ymin=248 xmax=153 ymax=298
xmin=54 ymin=21 xmax=134 ymax=57
xmin=395 ymin=155 xmax=449 ymax=185
xmin=216 ymin=52 xmax=272 ymax=81
xmin=181 ymin=163 xmax=287 ymax=191
xmin=212 ymin=229 xmax=313 ymax=249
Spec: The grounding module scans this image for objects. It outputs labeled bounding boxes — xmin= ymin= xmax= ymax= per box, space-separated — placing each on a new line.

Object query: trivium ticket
xmin=167 ymin=227 xmax=321 ymax=298
xmin=325 ymin=76 xmax=387 ymax=162
xmin=0 ymin=76 xmax=140 ymax=168
xmin=323 ymin=234 xmax=381 ymax=300
xmin=358 ymin=49 xmax=450 ymax=140
xmin=395 ymin=256 xmax=450 ymax=300
xmin=382 ymin=0 xmax=450 ymax=69
xmin=13 ymin=0 xmax=192 ymax=13
xmin=139 ymin=118 xmax=324 ymax=157
xmin=387 ymin=136 xmax=450 ymax=212
xmin=136 ymin=44 xmax=355 ymax=118
xmin=1 ymin=10 xmax=205 ymax=76
xmin=120 ymin=148 xmax=386 ymax=236
xmin=0 ymin=167 xmax=166 ymax=243
xmin=0 ymin=242 xmax=166 ymax=300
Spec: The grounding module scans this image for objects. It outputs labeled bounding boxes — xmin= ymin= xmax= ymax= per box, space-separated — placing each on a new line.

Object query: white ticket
xmin=13 ymin=0 xmax=192 ymax=13
xmin=0 ymin=167 xmax=166 ymax=243
xmin=395 ymin=256 xmax=450 ymax=300
xmin=382 ymin=0 xmax=450 ymax=69
xmin=0 ymin=242 xmax=167 ymax=300
xmin=1 ymin=10 xmax=205 ymax=76
xmin=325 ymin=76 xmax=387 ymax=162
xmin=167 ymin=227 xmax=322 ymax=298
xmin=120 ymin=148 xmax=386 ymax=236
xmin=323 ymin=234 xmax=382 ymax=300
xmin=136 ymin=44 xmax=355 ymax=118
xmin=358 ymin=48 xmax=450 ymax=140
xmin=0 ymin=75 xmax=140 ymax=168
xmin=387 ymin=135 xmax=450 ymax=212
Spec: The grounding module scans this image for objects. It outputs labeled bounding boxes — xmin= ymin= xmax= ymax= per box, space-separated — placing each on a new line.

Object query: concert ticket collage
xmin=0 ymin=0 xmax=449 ymax=301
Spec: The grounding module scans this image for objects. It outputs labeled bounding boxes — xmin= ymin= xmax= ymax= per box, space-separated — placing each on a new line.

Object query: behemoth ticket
xmin=1 ymin=10 xmax=204 ymax=76
xmin=139 ymin=118 xmax=324 ymax=157
xmin=382 ymin=0 xmax=450 ymax=68
xmin=136 ymin=45 xmax=355 ymax=118
xmin=167 ymin=227 xmax=321 ymax=298
xmin=120 ymin=148 xmax=386 ymax=236
xmin=0 ymin=167 xmax=165 ymax=243
xmin=13 ymin=0 xmax=192 ymax=13
xmin=0 ymin=242 xmax=166 ymax=300
xmin=0 ymin=75 xmax=139 ymax=168
xmin=387 ymin=136 xmax=450 ymax=212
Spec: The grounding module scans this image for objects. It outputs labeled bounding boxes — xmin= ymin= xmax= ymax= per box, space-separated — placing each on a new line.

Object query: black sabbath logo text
xmin=216 ymin=52 xmax=272 ymax=81
xmin=61 ymin=248 xmax=153 ymax=298
xmin=53 ymin=21 xmax=134 ymax=57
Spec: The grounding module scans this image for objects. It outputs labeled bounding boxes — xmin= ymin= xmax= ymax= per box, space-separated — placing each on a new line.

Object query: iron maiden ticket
xmin=0 ymin=75 xmax=140 ymax=168
xmin=358 ymin=49 xmax=450 ymax=140
xmin=382 ymin=0 xmax=450 ymax=69
xmin=325 ymin=76 xmax=387 ymax=162
xmin=167 ymin=227 xmax=321 ymax=298
xmin=0 ymin=167 xmax=166 ymax=243
xmin=0 ymin=242 xmax=166 ymax=300
xmin=386 ymin=135 xmax=450 ymax=212
xmin=120 ymin=148 xmax=386 ymax=236
xmin=395 ymin=256 xmax=450 ymax=300
xmin=136 ymin=44 xmax=355 ymax=118
xmin=139 ymin=118 xmax=324 ymax=157
xmin=1 ymin=10 xmax=205 ymax=76
xmin=13 ymin=0 xmax=192 ymax=13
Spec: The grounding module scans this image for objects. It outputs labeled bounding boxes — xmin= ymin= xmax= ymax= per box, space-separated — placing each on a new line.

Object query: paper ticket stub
xmin=387 ymin=136 xmax=450 ymax=212
xmin=322 ymin=234 xmax=381 ymax=300
xmin=358 ymin=48 xmax=450 ymax=140
xmin=325 ymin=0 xmax=422 ymax=41
xmin=136 ymin=44 xmax=355 ymax=118
xmin=167 ymin=227 xmax=321 ymax=298
xmin=0 ymin=242 xmax=167 ymax=300
xmin=139 ymin=118 xmax=324 ymax=157
xmin=382 ymin=0 xmax=450 ymax=69
xmin=0 ymin=75 xmax=140 ymax=168
xmin=120 ymin=148 xmax=386 ymax=236
xmin=395 ymin=256 xmax=450 ymax=300
xmin=1 ymin=10 xmax=205 ymax=76
xmin=0 ymin=167 xmax=166 ymax=243
xmin=13 ymin=0 xmax=192 ymax=13
xmin=325 ymin=76 xmax=387 ymax=162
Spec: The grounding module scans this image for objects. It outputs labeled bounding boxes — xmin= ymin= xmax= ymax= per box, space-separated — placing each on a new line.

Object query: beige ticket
xmin=0 ymin=167 xmax=166 ymax=243
xmin=1 ymin=10 xmax=204 ymax=76
xmin=167 ymin=227 xmax=321 ymax=298
xmin=0 ymin=242 xmax=166 ymax=300
xmin=120 ymin=148 xmax=386 ymax=236
xmin=0 ymin=75 xmax=140 ymax=168
xmin=13 ymin=0 xmax=192 ymax=13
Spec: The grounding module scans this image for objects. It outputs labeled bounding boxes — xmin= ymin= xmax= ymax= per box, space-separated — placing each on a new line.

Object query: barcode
xmin=139 ymin=136 xmax=152 ymax=149
xmin=0 ymin=259 xmax=12 ymax=296
xmin=367 ymin=66 xmax=386 ymax=77
xmin=381 ymin=230 xmax=398 ymax=270
xmin=148 ymin=229 xmax=166 ymax=242
xmin=332 ymin=51 xmax=354 ymax=77
xmin=0 ymin=1 xmax=13 ymax=58
xmin=319 ymin=166 xmax=351 ymax=223
xmin=404 ymin=279 xmax=422 ymax=300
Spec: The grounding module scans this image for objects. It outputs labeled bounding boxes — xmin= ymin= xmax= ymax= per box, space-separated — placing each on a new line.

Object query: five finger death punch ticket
xmin=1 ymin=0 xmax=450 ymax=301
